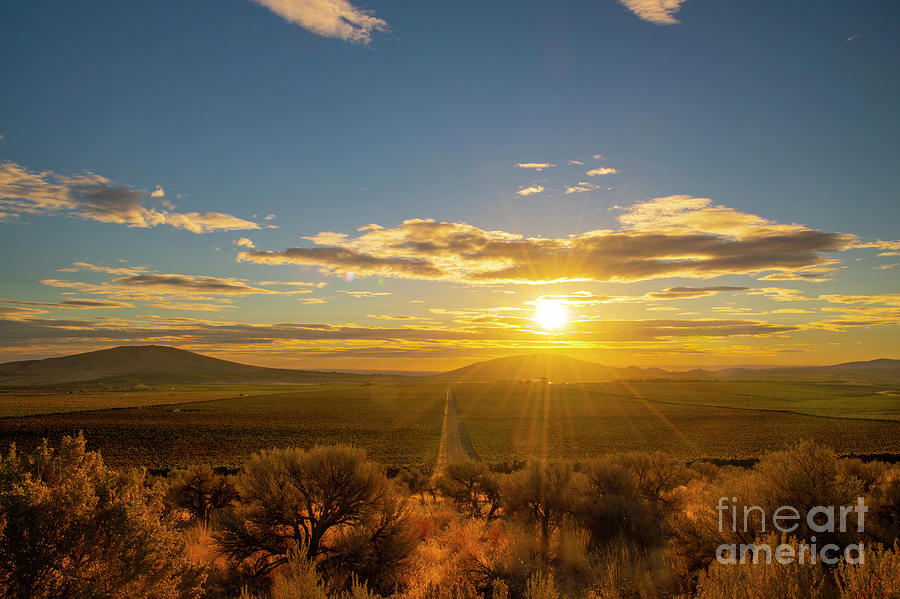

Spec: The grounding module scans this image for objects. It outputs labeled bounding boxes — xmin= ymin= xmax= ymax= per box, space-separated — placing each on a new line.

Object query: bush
xmin=502 ymin=461 xmax=581 ymax=552
xmin=215 ymin=445 xmax=414 ymax=594
xmin=167 ymin=465 xmax=238 ymax=527
xmin=437 ymin=461 xmax=501 ymax=520
xmin=835 ymin=541 xmax=900 ymax=599
xmin=693 ymin=534 xmax=830 ymax=599
xmin=0 ymin=434 xmax=203 ymax=598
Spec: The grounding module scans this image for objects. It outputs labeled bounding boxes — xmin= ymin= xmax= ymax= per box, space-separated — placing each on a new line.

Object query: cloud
xmin=366 ymin=314 xmax=418 ymax=320
xmin=568 ymin=160 xmax=584 ymax=166
xmin=515 ymin=163 xmax=556 ymax=171
xmin=0 ymin=160 xmax=261 ymax=233
xmin=516 ymin=185 xmax=545 ymax=196
xmin=618 ymin=0 xmax=688 ymax=25
xmin=110 ymin=274 xmax=279 ymax=295
xmin=58 ymin=261 xmax=148 ymax=276
xmin=586 ymin=167 xmax=617 ymax=176
xmin=3 ymin=299 xmax=134 ymax=309
xmin=238 ymin=196 xmax=859 ymax=285
xmin=235 ymin=237 xmax=256 ymax=249
xmin=298 ymin=297 xmax=327 ymax=304
xmin=758 ymin=268 xmax=834 ymax=282
xmin=250 ymin=0 xmax=389 ymax=44
xmin=646 ymin=286 xmax=749 ymax=300
xmin=258 ymin=280 xmax=326 ymax=287
xmin=565 ymin=182 xmax=600 ymax=194
xmin=39 ymin=271 xmax=291 ymax=309
xmin=150 ymin=185 xmax=165 ymax=198
xmin=337 ymin=290 xmax=393 ymax=298
xmin=0 ymin=314 xmax=800 ymax=352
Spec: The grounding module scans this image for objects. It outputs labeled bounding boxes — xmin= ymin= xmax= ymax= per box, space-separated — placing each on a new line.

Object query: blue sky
xmin=1 ymin=0 xmax=899 ymax=370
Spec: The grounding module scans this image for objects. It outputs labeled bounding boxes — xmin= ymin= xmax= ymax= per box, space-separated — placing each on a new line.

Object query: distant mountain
xmin=433 ymin=354 xmax=900 ymax=384
xmin=714 ymin=359 xmax=900 ymax=384
xmin=434 ymin=354 xmax=634 ymax=382
xmin=0 ymin=345 xmax=375 ymax=387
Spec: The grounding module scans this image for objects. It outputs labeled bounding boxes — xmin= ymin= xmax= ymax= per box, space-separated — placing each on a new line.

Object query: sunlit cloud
xmin=565 ymin=181 xmax=601 ymax=194
xmin=110 ymin=274 xmax=279 ymax=295
xmin=250 ymin=0 xmax=390 ymax=44
xmin=57 ymin=261 xmax=149 ymax=276
xmin=235 ymin=237 xmax=256 ymax=249
xmin=618 ymin=0 xmax=689 ymax=25
xmin=515 ymin=162 xmax=556 ymax=171
xmin=516 ymin=185 xmax=545 ymax=196
xmin=586 ymin=167 xmax=617 ymax=176
xmin=337 ymin=290 xmax=393 ymax=298
xmin=238 ymin=196 xmax=859 ymax=284
xmin=0 ymin=160 xmax=261 ymax=233
xmin=646 ymin=286 xmax=749 ymax=300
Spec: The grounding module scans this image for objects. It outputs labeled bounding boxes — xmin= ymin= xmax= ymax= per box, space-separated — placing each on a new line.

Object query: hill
xmin=0 ymin=345 xmax=374 ymax=387
xmin=433 ymin=354 xmax=900 ymax=384
xmin=434 ymin=354 xmax=632 ymax=382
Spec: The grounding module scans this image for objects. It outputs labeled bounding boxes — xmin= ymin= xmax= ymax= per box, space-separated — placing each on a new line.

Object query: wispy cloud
xmin=250 ymin=0 xmax=389 ymax=44
xmin=565 ymin=182 xmax=600 ymax=194
xmin=337 ymin=290 xmax=393 ymax=298
xmin=515 ymin=163 xmax=556 ymax=171
xmin=58 ymin=261 xmax=149 ymax=276
xmin=646 ymin=286 xmax=749 ymax=300
xmin=238 ymin=196 xmax=859 ymax=284
xmin=516 ymin=185 xmax=545 ymax=196
xmin=0 ymin=160 xmax=261 ymax=233
xmin=618 ymin=0 xmax=689 ymax=25
xmin=110 ymin=274 xmax=280 ymax=295
xmin=2 ymin=299 xmax=134 ymax=309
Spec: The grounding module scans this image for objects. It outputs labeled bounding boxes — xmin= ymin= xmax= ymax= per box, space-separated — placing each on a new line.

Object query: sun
xmin=534 ymin=299 xmax=568 ymax=330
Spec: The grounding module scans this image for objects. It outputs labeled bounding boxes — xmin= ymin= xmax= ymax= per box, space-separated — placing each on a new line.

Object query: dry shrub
xmin=693 ymin=534 xmax=831 ymax=599
xmin=590 ymin=538 xmax=674 ymax=599
xmin=0 ymin=434 xmax=205 ymax=598
xmin=835 ymin=541 xmax=900 ymax=599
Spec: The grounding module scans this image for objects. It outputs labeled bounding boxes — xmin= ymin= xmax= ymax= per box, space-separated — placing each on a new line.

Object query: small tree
xmin=437 ymin=460 xmax=501 ymax=520
xmin=397 ymin=468 xmax=435 ymax=502
xmin=167 ymin=465 xmax=238 ymax=527
xmin=502 ymin=460 xmax=579 ymax=552
xmin=0 ymin=434 xmax=203 ymax=599
xmin=215 ymin=444 xmax=414 ymax=590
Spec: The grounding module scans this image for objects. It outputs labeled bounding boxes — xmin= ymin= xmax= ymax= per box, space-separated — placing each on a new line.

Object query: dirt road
xmin=433 ymin=386 xmax=478 ymax=475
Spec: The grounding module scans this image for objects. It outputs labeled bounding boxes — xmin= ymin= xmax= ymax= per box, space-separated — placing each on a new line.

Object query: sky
xmin=1 ymin=0 xmax=899 ymax=371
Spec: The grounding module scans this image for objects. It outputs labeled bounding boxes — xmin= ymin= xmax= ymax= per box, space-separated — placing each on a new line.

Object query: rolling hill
xmin=0 ymin=345 xmax=374 ymax=387
xmin=433 ymin=353 xmax=900 ymax=384
xmin=433 ymin=353 xmax=657 ymax=382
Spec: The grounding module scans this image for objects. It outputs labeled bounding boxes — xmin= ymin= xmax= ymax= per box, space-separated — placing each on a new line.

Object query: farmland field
xmin=453 ymin=381 xmax=900 ymax=464
xmin=578 ymin=380 xmax=900 ymax=421
xmin=0 ymin=384 xmax=319 ymax=418
xmin=0 ymin=382 xmax=446 ymax=470
xmin=2 ymin=379 xmax=900 ymax=471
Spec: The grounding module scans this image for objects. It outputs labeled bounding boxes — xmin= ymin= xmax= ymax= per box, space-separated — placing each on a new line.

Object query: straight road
xmin=433 ymin=386 xmax=478 ymax=475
